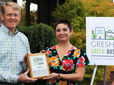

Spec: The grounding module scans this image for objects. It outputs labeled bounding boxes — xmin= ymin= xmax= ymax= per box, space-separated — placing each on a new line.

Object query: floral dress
xmin=45 ymin=46 xmax=90 ymax=85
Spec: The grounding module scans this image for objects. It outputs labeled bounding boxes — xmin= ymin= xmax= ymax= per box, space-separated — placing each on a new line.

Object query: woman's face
xmin=55 ymin=23 xmax=73 ymax=42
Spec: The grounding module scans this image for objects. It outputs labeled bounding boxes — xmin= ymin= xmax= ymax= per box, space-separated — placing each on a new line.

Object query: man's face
xmin=1 ymin=6 xmax=21 ymax=30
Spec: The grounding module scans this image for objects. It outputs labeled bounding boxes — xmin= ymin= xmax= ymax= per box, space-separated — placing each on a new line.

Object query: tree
xmin=18 ymin=2 xmax=26 ymax=26
xmin=30 ymin=10 xmax=37 ymax=26
xmin=18 ymin=2 xmax=38 ymax=26
xmin=52 ymin=0 xmax=114 ymax=32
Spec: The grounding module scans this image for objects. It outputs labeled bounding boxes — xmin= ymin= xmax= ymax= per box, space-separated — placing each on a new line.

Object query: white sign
xmin=86 ymin=17 xmax=114 ymax=65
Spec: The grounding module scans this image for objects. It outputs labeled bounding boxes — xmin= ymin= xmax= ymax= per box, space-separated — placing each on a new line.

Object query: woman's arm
xmin=60 ymin=66 xmax=85 ymax=81
xmin=43 ymin=66 xmax=85 ymax=82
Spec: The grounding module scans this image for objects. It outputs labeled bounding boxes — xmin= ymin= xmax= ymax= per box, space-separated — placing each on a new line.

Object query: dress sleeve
xmin=76 ymin=48 xmax=90 ymax=67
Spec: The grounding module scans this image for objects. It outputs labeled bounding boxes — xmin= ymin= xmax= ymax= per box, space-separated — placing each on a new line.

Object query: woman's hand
xmin=40 ymin=50 xmax=49 ymax=59
xmin=43 ymin=73 xmax=58 ymax=80
xmin=40 ymin=50 xmax=47 ymax=53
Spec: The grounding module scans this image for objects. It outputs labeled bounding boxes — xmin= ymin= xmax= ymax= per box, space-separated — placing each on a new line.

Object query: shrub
xmin=17 ymin=23 xmax=57 ymax=53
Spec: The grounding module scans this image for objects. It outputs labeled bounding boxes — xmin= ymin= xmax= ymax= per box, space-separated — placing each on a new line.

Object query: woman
xmin=42 ymin=20 xmax=90 ymax=85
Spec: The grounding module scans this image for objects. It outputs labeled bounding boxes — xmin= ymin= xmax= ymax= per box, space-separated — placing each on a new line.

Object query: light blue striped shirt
xmin=0 ymin=24 xmax=30 ymax=83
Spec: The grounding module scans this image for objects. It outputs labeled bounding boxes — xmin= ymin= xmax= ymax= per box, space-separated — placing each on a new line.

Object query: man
xmin=0 ymin=2 xmax=37 ymax=85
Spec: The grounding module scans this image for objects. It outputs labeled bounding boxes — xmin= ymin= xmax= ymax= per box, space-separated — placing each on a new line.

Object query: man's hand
xmin=18 ymin=68 xmax=37 ymax=83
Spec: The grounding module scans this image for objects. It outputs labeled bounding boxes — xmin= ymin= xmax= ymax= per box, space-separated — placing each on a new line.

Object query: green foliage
xmin=18 ymin=2 xmax=38 ymax=26
xmin=77 ymin=65 xmax=104 ymax=85
xmin=18 ymin=3 xmax=26 ymax=26
xmin=30 ymin=11 xmax=38 ymax=26
xmin=52 ymin=0 xmax=114 ymax=32
xmin=52 ymin=0 xmax=86 ymax=32
xmin=52 ymin=0 xmax=114 ymax=84
xmin=70 ymin=30 xmax=86 ymax=51
xmin=17 ymin=23 xmax=57 ymax=53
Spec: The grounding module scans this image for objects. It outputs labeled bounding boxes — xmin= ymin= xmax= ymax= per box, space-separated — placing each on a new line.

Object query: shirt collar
xmin=1 ymin=24 xmax=18 ymax=35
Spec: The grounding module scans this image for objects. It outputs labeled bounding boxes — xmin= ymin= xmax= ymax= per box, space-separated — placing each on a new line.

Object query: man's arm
xmin=0 ymin=68 xmax=37 ymax=83
xmin=0 ymin=68 xmax=18 ymax=83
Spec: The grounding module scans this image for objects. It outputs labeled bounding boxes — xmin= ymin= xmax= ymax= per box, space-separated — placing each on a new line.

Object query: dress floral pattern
xmin=45 ymin=46 xmax=90 ymax=85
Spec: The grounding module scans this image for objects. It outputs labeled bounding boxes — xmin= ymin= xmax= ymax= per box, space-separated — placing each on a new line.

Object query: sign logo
xmin=33 ymin=57 xmax=44 ymax=65
xmin=92 ymin=27 xmax=114 ymax=40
